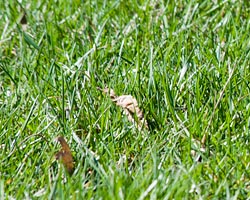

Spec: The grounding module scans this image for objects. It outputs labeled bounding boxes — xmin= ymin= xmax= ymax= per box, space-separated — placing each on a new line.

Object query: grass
xmin=0 ymin=0 xmax=250 ymax=199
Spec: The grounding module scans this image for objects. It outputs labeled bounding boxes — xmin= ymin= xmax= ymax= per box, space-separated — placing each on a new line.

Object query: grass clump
xmin=0 ymin=0 xmax=249 ymax=199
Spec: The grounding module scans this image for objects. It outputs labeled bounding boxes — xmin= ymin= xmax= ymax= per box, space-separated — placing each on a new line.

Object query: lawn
xmin=0 ymin=0 xmax=249 ymax=199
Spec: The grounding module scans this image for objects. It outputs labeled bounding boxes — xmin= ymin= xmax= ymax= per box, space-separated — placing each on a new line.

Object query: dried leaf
xmin=55 ymin=136 xmax=74 ymax=175
xmin=101 ymin=88 xmax=148 ymax=129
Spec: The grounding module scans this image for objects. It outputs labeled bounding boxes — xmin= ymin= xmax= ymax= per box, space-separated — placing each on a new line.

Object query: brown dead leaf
xmin=55 ymin=136 xmax=74 ymax=175
xmin=100 ymin=88 xmax=148 ymax=129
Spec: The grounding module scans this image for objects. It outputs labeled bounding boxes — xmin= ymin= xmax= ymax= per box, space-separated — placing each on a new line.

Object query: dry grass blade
xmin=55 ymin=136 xmax=74 ymax=175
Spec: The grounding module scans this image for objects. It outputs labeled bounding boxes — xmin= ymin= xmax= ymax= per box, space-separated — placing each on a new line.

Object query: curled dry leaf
xmin=55 ymin=136 xmax=74 ymax=175
xmin=100 ymin=88 xmax=148 ymax=129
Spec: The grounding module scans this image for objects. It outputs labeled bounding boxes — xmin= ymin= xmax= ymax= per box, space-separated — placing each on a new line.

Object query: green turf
xmin=0 ymin=0 xmax=250 ymax=199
